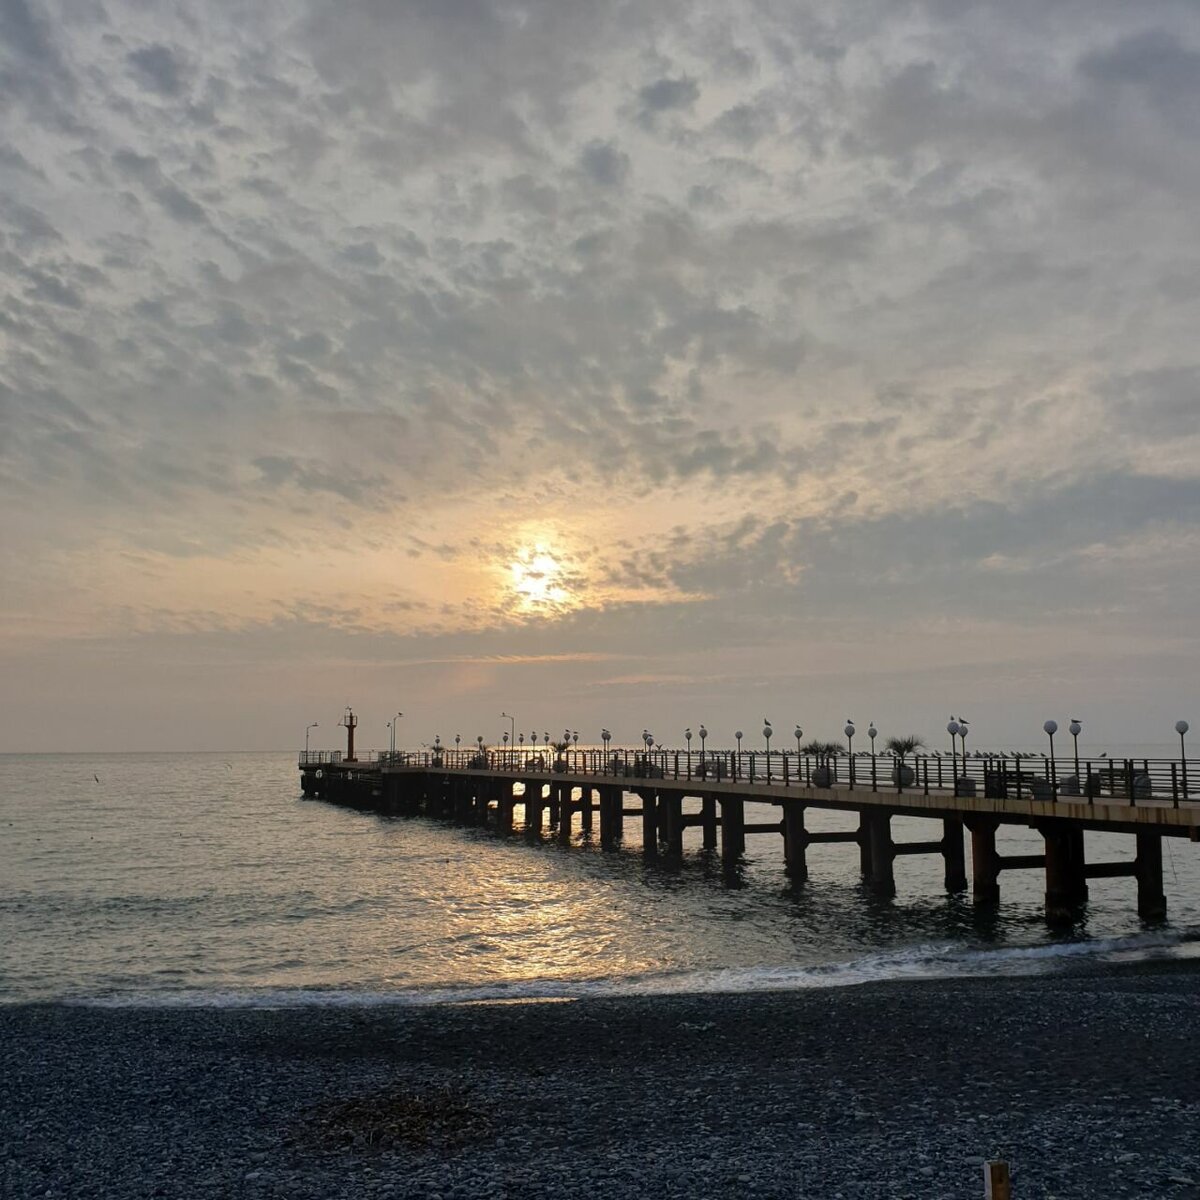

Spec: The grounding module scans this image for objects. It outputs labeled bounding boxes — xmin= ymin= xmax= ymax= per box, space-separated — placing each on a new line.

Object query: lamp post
xmin=736 ymin=730 xmax=743 ymax=778
xmin=602 ymin=728 xmax=611 ymax=772
xmin=455 ymin=733 xmax=461 ymax=762
xmin=306 ymin=722 xmax=318 ymax=757
xmin=763 ymin=722 xmax=773 ymax=783
xmin=1178 ymin=720 xmax=1190 ymax=797
xmin=1069 ymin=719 xmax=1082 ymax=781
xmin=501 ymin=712 xmax=516 ymax=756
xmin=958 ymin=720 xmax=969 ymax=765
xmin=867 ymin=723 xmax=877 ymax=791
xmin=698 ymin=725 xmax=707 ymax=774
xmin=433 ymin=734 xmax=442 ymax=765
xmin=1044 ymin=720 xmax=1058 ymax=794
xmin=845 ymin=721 xmax=856 ymax=788
xmin=947 ymin=720 xmax=960 ymax=791
xmin=518 ymin=732 xmax=525 ymax=766
xmin=391 ymin=712 xmax=402 ymax=758
xmin=502 ymin=730 xmax=509 ymax=767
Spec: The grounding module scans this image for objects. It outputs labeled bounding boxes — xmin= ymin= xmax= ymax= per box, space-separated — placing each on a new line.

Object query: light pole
xmin=867 ymin=723 xmax=877 ymax=790
xmin=1044 ymin=720 xmax=1058 ymax=794
xmin=763 ymin=721 xmax=773 ymax=783
xmin=306 ymin=722 xmax=318 ymax=756
xmin=736 ymin=730 xmax=743 ymax=778
xmin=455 ymin=733 xmax=461 ymax=764
xmin=699 ymin=725 xmax=708 ymax=772
xmin=434 ymin=734 xmax=442 ymax=764
xmin=392 ymin=712 xmax=403 ymax=758
xmin=476 ymin=734 xmax=484 ymax=764
xmin=502 ymin=730 xmax=509 ymax=767
xmin=947 ymin=720 xmax=960 ymax=790
xmin=845 ymin=721 xmax=855 ymax=788
xmin=602 ymin=728 xmax=611 ymax=772
xmin=958 ymin=720 xmax=969 ymax=765
xmin=1069 ymin=719 xmax=1081 ymax=781
xmin=685 ymin=727 xmax=692 ymax=776
xmin=1178 ymin=720 xmax=1190 ymax=797
xmin=501 ymin=712 xmax=516 ymax=755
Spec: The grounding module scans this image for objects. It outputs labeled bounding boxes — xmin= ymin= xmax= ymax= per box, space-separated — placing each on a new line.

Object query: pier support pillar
xmin=1043 ymin=823 xmax=1087 ymax=923
xmin=641 ymin=790 xmax=658 ymax=858
xmin=599 ymin=787 xmax=622 ymax=849
xmin=782 ymin=804 xmax=808 ymax=881
xmin=943 ymin=816 xmax=967 ymax=893
xmin=557 ymin=785 xmax=574 ymax=844
xmin=720 ymin=797 xmax=745 ymax=877
xmin=661 ymin=793 xmax=684 ymax=856
xmin=857 ymin=812 xmax=873 ymax=879
xmin=969 ymin=818 xmax=1000 ymax=905
xmin=498 ymin=789 xmax=514 ymax=836
xmin=701 ymin=794 xmax=718 ymax=851
xmin=525 ymin=783 xmax=544 ymax=836
xmin=1135 ymin=832 xmax=1167 ymax=921
xmin=581 ymin=787 xmax=594 ymax=834
xmin=866 ymin=810 xmax=896 ymax=897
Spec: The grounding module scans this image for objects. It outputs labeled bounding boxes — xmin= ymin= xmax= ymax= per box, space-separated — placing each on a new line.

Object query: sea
xmin=2 ymin=750 xmax=1198 ymax=1008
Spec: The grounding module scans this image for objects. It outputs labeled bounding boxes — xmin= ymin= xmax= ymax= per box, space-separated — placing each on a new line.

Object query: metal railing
xmin=301 ymin=746 xmax=1198 ymax=808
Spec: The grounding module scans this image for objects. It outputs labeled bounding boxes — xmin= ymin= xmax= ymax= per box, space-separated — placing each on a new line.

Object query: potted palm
xmin=551 ymin=739 xmax=572 ymax=773
xmin=803 ymin=739 xmax=843 ymax=788
xmin=885 ymin=735 xmax=924 ymax=788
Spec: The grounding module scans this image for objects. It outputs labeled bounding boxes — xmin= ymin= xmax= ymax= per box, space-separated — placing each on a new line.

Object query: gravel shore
xmin=3 ymin=960 xmax=1199 ymax=1199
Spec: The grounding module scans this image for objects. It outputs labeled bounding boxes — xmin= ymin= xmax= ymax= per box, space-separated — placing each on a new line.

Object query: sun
xmin=509 ymin=544 xmax=572 ymax=612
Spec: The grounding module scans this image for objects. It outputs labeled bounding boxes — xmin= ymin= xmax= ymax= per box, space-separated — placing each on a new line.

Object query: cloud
xmin=126 ymin=44 xmax=187 ymax=97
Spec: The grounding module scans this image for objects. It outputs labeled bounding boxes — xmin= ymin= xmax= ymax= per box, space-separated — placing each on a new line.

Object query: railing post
xmin=1172 ymin=762 xmax=1179 ymax=807
xmin=750 ymin=752 xmax=756 ymax=784
xmin=1126 ymin=758 xmax=1135 ymax=805
xmin=923 ymin=759 xmax=929 ymax=796
xmin=871 ymin=753 xmax=877 ymax=792
xmin=784 ymin=754 xmax=789 ymax=786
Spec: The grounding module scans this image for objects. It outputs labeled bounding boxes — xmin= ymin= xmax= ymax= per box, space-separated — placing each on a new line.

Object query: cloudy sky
xmin=2 ymin=0 xmax=1198 ymax=752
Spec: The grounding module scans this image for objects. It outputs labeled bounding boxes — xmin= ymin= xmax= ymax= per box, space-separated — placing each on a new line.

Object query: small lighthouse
xmin=342 ymin=706 xmax=358 ymax=762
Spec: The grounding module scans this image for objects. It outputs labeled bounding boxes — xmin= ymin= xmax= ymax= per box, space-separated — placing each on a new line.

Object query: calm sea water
xmin=2 ymin=751 xmax=1198 ymax=1006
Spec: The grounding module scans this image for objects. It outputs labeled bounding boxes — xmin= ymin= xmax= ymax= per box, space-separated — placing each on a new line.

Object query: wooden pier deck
xmin=299 ymin=752 xmax=1200 ymax=923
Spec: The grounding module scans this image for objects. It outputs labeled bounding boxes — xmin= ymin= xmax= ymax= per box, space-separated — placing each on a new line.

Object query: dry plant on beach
xmin=298 ymin=1084 xmax=492 ymax=1152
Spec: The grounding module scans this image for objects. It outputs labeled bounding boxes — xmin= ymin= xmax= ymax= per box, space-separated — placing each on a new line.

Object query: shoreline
xmin=3 ymin=959 xmax=1199 ymax=1199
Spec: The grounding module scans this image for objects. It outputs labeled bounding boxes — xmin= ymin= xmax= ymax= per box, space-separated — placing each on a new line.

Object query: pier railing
xmin=301 ymin=747 xmax=1197 ymax=807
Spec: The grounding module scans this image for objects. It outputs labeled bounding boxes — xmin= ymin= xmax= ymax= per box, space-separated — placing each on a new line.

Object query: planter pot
xmin=812 ymin=765 xmax=833 ymax=788
xmin=891 ymin=763 xmax=915 ymax=788
xmin=954 ymin=777 xmax=976 ymax=797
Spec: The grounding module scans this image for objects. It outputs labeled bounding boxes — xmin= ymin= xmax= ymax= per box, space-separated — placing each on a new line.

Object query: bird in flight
xmin=93 ymin=774 xmax=100 ymax=783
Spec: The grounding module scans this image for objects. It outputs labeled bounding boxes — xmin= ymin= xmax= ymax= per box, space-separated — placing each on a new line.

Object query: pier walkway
xmin=299 ymin=748 xmax=1200 ymax=923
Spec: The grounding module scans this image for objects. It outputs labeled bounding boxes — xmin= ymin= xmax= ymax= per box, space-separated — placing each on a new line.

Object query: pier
xmin=299 ymin=736 xmax=1200 ymax=924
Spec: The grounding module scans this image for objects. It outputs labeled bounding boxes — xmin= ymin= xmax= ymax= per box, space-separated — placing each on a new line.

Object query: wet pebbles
xmin=2 ymin=960 xmax=1198 ymax=1199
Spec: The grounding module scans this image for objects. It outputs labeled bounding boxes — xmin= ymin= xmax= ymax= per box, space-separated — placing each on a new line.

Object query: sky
xmin=2 ymin=0 xmax=1199 ymax=752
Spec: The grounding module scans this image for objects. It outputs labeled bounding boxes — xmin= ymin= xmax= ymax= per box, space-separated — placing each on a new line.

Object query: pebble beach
xmin=3 ymin=959 xmax=1198 ymax=1200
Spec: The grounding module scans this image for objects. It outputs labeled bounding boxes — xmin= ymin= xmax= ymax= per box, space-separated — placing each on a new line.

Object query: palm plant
xmin=885 ymin=735 xmax=924 ymax=787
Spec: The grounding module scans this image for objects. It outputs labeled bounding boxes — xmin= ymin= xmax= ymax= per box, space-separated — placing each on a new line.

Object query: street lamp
xmin=501 ymin=712 xmax=516 ymax=753
xmin=699 ymin=724 xmax=708 ymax=768
xmin=947 ymin=720 xmax=960 ymax=788
xmin=736 ymin=730 xmax=743 ymax=774
xmin=502 ymin=730 xmax=509 ymax=767
xmin=1044 ymin=720 xmax=1058 ymax=793
xmin=1178 ymin=720 xmax=1190 ymax=797
xmin=306 ymin=722 xmax=318 ymax=756
xmin=391 ymin=712 xmax=403 ymax=758
xmin=1069 ymin=719 xmax=1082 ymax=781
xmin=602 ymin=728 xmax=611 ymax=771
xmin=845 ymin=721 xmax=856 ymax=788
xmin=867 ymin=723 xmax=877 ymax=756
xmin=958 ymin=719 xmax=969 ymax=764
xmin=763 ymin=721 xmax=773 ymax=783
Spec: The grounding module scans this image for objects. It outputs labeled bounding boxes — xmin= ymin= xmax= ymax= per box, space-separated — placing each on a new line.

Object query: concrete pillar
xmin=547 ymin=783 xmax=561 ymax=828
xmin=581 ymin=787 xmax=594 ymax=834
xmin=557 ymin=785 xmax=573 ymax=844
xmin=661 ymin=793 xmax=683 ymax=856
xmin=599 ymin=787 xmax=621 ymax=849
xmin=720 ymin=796 xmax=745 ymax=876
xmin=943 ymin=816 xmax=967 ymax=893
xmin=498 ymin=789 xmax=514 ymax=836
xmin=1135 ymin=832 xmax=1167 ymax=920
xmin=701 ymin=794 xmax=718 ymax=851
xmin=782 ymin=804 xmax=808 ymax=881
xmin=641 ymin=790 xmax=658 ymax=858
xmin=857 ymin=812 xmax=873 ymax=878
xmin=970 ymin=819 xmax=1000 ymax=905
xmin=525 ymin=782 xmax=543 ymax=835
xmin=867 ymin=810 xmax=896 ymax=897
xmin=1044 ymin=824 xmax=1086 ymax=923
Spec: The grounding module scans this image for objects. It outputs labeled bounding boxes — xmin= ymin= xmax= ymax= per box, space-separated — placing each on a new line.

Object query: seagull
xmin=93 ymin=774 xmax=100 ymax=783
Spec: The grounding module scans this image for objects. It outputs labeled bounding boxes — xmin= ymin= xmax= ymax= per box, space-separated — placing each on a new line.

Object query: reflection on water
xmin=1 ymin=752 xmax=1198 ymax=1005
